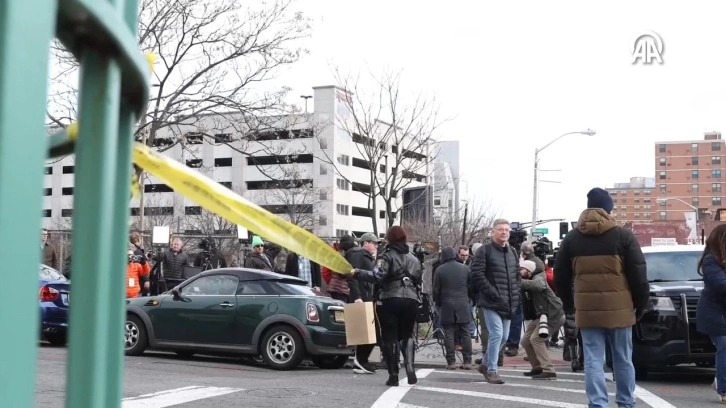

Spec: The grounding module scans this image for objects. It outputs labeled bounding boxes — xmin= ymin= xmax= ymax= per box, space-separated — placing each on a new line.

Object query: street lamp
xmin=300 ymin=95 xmax=312 ymax=113
xmin=531 ymin=129 xmax=596 ymax=240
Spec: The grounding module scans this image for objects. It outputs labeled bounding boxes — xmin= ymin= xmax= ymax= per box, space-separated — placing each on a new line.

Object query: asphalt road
xmin=35 ymin=343 xmax=719 ymax=408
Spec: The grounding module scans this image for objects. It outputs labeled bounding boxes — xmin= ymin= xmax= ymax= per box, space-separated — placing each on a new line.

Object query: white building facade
xmin=42 ymin=86 xmax=429 ymax=239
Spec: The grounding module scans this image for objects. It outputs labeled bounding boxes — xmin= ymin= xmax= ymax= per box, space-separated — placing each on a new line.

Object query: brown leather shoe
xmin=460 ymin=364 xmax=472 ymax=370
xmin=485 ymin=371 xmax=505 ymax=384
xmin=446 ymin=364 xmax=457 ymax=370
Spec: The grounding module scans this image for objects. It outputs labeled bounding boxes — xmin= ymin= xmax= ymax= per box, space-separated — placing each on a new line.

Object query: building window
xmin=692 ymin=184 xmax=699 ymax=192
xmin=335 ymin=229 xmax=348 ymax=238
xmin=186 ymin=159 xmax=202 ymax=168
xmin=214 ymin=158 xmax=232 ymax=167
xmin=659 ymin=144 xmax=666 ymax=153
xmin=319 ymin=215 xmax=327 ymax=226
xmin=692 ymin=156 xmax=699 ymax=165
xmin=145 ymin=206 xmax=174 ymax=216
xmin=319 ymin=190 xmax=327 ymax=200
xmin=714 ymin=197 xmax=722 ymax=206
xmin=644 ymin=190 xmax=652 ymax=195
xmin=44 ymin=188 xmax=52 ymax=196
xmin=42 ymin=209 xmax=51 ymax=217
xmin=714 ymin=183 xmax=722 ymax=192
xmin=692 ymin=197 xmax=699 ymax=206
xmin=144 ymin=184 xmax=174 ymax=193
xmin=320 ymin=164 xmax=328 ymax=175
xmin=62 ymin=187 xmax=73 ymax=196
xmin=336 ymin=204 xmax=349 ymax=215
xmin=660 ymin=184 xmax=666 ymax=193
xmin=62 ymin=166 xmax=74 ymax=174
xmin=713 ymin=142 xmax=722 ymax=151
xmin=318 ymin=138 xmax=328 ymax=150
xmin=659 ymin=200 xmax=666 ymax=207
xmin=336 ymin=154 xmax=350 ymax=166
xmin=612 ymin=198 xmax=617 ymax=204
xmin=714 ymin=156 xmax=722 ymax=165
xmin=185 ymin=133 xmax=203 ymax=144
xmin=219 ymin=181 xmax=232 ymax=189
xmin=380 ymin=210 xmax=386 ymax=219
xmin=336 ymin=178 xmax=350 ymax=190
xmin=659 ymin=211 xmax=667 ymax=220
xmin=644 ymin=198 xmax=651 ymax=203
xmin=434 ymin=197 xmax=441 ymax=206
xmin=659 ymin=171 xmax=666 ymax=180
xmin=659 ymin=157 xmax=666 ymax=166
xmin=185 ymin=206 xmax=202 ymax=215
xmin=692 ymin=143 xmax=698 ymax=152
xmin=692 ymin=170 xmax=699 ymax=179
xmin=713 ymin=169 xmax=722 ymax=179
xmin=45 ymin=167 xmax=53 ymax=174
xmin=61 ymin=209 xmax=73 ymax=217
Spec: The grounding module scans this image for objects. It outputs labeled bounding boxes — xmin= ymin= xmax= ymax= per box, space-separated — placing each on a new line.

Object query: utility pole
xmin=461 ymin=201 xmax=468 ymax=245
xmin=138 ymin=131 xmax=148 ymax=233
xmin=300 ymin=95 xmax=312 ymax=113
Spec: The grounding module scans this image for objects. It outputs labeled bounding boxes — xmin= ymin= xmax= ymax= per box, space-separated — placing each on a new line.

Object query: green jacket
xmin=521 ymin=270 xmax=564 ymax=322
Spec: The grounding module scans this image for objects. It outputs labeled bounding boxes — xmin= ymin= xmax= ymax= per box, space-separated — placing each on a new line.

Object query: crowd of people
xmin=38 ymin=185 xmax=726 ymax=406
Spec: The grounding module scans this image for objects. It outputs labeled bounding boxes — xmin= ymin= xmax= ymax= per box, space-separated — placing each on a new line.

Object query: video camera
xmin=508 ymin=223 xmax=554 ymax=262
xmin=412 ymin=242 xmax=430 ymax=265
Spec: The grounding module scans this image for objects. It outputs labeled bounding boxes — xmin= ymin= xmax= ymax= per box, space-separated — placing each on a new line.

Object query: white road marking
xmin=471 ymin=381 xmax=614 ymax=395
xmin=605 ymin=373 xmax=677 ymax=408
xmin=396 ymin=404 xmax=428 ymax=408
xmin=122 ymin=386 xmax=243 ymax=408
xmin=370 ymin=369 xmax=435 ymax=408
xmin=433 ymin=370 xmax=585 ymax=383
xmin=416 ymin=386 xmax=587 ymax=408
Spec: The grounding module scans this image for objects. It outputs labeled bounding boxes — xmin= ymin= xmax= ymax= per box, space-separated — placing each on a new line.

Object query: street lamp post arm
xmin=535 ymin=131 xmax=583 ymax=155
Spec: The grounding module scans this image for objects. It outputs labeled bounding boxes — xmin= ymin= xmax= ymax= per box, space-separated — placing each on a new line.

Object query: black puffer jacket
xmin=158 ymin=250 xmax=190 ymax=280
xmin=470 ymin=242 xmax=521 ymax=319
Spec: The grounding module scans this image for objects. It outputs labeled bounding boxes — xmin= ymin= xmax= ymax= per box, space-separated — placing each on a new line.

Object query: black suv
xmin=633 ymin=245 xmax=715 ymax=380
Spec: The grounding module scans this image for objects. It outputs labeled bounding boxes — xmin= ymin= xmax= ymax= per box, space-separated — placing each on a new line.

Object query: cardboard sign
xmin=344 ymin=302 xmax=376 ymax=345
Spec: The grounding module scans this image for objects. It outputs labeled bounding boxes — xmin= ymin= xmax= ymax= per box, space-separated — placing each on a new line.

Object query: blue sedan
xmin=39 ymin=264 xmax=70 ymax=345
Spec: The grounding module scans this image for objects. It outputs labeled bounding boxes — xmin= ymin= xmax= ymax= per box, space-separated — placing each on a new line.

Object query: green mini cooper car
xmin=124 ymin=268 xmax=352 ymax=370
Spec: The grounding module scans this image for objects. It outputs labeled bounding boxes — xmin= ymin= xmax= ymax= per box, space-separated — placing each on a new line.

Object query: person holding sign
xmin=352 ymin=226 xmax=422 ymax=387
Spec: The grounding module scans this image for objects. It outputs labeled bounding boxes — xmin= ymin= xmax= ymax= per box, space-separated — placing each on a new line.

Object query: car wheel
xmin=175 ymin=350 xmax=195 ymax=359
xmin=634 ymin=365 xmax=649 ymax=381
xmin=124 ymin=315 xmax=148 ymax=356
xmin=260 ymin=325 xmax=304 ymax=370
xmin=311 ymin=355 xmax=349 ymax=369
xmin=45 ymin=332 xmax=67 ymax=346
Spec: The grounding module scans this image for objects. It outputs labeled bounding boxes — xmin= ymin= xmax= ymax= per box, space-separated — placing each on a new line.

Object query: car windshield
xmin=40 ymin=265 xmax=67 ymax=282
xmin=644 ymin=250 xmax=702 ymax=282
xmin=275 ymin=282 xmax=319 ymax=296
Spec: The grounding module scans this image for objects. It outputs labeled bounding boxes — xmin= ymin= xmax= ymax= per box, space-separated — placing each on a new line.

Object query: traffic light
xmin=559 ymin=222 xmax=569 ymax=239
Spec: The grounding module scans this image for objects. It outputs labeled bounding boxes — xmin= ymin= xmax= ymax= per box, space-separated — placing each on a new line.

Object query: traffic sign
xmin=534 ymin=228 xmax=548 ymax=234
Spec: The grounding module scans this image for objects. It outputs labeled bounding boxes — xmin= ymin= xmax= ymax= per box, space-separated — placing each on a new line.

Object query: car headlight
xmin=649 ymin=297 xmax=675 ymax=312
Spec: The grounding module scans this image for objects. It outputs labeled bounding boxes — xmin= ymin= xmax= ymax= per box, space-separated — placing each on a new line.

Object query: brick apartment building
xmin=607 ymin=131 xmax=724 ymax=224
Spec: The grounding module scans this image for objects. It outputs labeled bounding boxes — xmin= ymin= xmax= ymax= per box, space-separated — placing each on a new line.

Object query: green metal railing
xmin=0 ymin=0 xmax=149 ymax=406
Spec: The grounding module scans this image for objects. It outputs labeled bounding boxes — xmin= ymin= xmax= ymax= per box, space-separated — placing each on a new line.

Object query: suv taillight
xmin=306 ymin=302 xmax=319 ymax=323
xmin=39 ymin=285 xmax=59 ymax=301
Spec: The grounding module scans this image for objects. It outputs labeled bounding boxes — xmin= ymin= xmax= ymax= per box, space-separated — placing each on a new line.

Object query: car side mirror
xmin=172 ymin=288 xmax=182 ymax=301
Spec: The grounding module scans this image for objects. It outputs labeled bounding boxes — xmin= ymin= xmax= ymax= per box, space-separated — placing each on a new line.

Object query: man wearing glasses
xmin=470 ymin=219 xmax=521 ymax=384
xmin=244 ymin=235 xmax=273 ymax=271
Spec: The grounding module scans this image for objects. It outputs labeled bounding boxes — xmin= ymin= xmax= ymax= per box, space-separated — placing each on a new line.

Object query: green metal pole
xmin=0 ymin=1 xmax=56 ymax=406
xmin=66 ymin=50 xmax=124 ymax=407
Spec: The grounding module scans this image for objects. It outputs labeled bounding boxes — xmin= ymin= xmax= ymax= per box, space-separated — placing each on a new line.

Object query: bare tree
xmin=183 ymin=208 xmax=239 ymax=265
xmin=403 ymin=198 xmax=499 ymax=248
xmin=315 ymin=69 xmax=446 ymax=235
xmin=47 ymin=0 xmax=312 ymax=227
xmin=257 ymin=165 xmax=321 ymax=231
xmin=129 ymin=193 xmax=176 ymax=234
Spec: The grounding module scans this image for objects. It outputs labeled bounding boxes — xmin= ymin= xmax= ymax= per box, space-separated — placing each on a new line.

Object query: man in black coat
xmin=346 ymin=232 xmax=380 ymax=374
xmin=433 ymin=247 xmax=473 ymax=369
xmin=470 ymin=219 xmax=521 ymax=384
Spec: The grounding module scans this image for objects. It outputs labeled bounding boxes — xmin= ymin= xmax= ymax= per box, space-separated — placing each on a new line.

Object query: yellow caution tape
xmin=132 ymin=142 xmax=353 ymax=274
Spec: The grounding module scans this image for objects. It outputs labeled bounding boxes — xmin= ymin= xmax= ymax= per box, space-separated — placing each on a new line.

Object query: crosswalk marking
xmin=122 ymin=386 xmax=243 ymax=408
xmin=471 ymin=381 xmax=615 ymax=396
xmin=432 ymin=369 xmax=586 ymax=384
xmin=416 ymin=386 xmax=587 ymax=408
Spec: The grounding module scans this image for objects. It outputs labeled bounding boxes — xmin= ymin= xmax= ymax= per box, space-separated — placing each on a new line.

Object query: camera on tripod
xmin=508 ymin=223 xmax=554 ymax=262
xmin=412 ymin=242 xmax=430 ymax=265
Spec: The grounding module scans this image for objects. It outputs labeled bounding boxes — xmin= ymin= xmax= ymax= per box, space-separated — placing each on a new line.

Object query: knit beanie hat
xmin=251 ymin=235 xmax=264 ymax=247
xmin=587 ymin=187 xmax=614 ymax=213
xmin=519 ymin=259 xmax=536 ymax=273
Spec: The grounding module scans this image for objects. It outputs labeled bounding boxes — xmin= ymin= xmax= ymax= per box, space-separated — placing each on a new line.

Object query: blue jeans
xmin=581 ymin=327 xmax=636 ymax=408
xmin=506 ymin=302 xmax=523 ymax=347
xmin=711 ymin=335 xmax=726 ymax=395
xmin=479 ymin=308 xmax=510 ymax=373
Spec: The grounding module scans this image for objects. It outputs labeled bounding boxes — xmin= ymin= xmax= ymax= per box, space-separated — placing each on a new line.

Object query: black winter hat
xmin=587 ymin=187 xmax=614 ymax=213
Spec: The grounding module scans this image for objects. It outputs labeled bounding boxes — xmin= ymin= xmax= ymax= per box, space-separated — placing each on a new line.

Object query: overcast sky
xmin=271 ymin=0 xmax=726 ymax=241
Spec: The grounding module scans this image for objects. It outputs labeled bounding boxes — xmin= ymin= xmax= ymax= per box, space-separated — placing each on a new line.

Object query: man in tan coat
xmin=554 ymin=188 xmax=648 ymax=408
